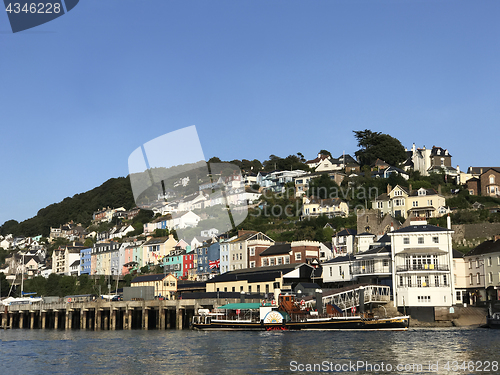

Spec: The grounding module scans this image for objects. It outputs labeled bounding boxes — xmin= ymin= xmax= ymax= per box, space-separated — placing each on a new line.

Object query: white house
xmin=322 ymin=254 xmax=355 ymax=284
xmin=389 ymin=220 xmax=455 ymax=310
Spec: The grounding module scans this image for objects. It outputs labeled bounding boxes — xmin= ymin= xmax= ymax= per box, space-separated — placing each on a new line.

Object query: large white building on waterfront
xmin=389 ymin=220 xmax=455 ymax=309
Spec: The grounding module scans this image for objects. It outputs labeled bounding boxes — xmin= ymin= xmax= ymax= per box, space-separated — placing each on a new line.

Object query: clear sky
xmin=1 ymin=0 xmax=500 ymax=226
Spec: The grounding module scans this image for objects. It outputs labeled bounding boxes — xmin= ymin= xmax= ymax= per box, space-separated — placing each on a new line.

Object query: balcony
xmin=396 ymin=265 xmax=449 ymax=272
xmin=352 ymin=266 xmax=391 ymax=275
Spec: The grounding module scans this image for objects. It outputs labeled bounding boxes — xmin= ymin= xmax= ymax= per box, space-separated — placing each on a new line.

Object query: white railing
xmin=304 ymin=285 xmax=391 ymax=311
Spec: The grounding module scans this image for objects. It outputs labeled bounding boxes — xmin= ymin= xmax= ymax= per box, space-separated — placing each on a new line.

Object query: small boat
xmin=192 ymin=293 xmax=410 ymax=331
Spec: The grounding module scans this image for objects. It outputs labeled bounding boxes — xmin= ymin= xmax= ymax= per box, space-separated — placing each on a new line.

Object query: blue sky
xmin=1 ymin=0 xmax=500 ymax=226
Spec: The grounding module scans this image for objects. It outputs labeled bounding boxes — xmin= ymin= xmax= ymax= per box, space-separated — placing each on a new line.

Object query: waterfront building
xmin=223 ymin=231 xmax=274 ymax=273
xmin=332 ymin=228 xmax=357 ymax=255
xmin=52 ymin=243 xmax=86 ymax=276
xmin=322 ymin=254 xmax=355 ymax=285
xmin=206 ymin=263 xmax=318 ymax=296
xmin=131 ymin=273 xmax=177 ymax=299
xmin=463 ymin=237 xmax=500 ymax=304
xmin=79 ymin=247 xmax=91 ymax=275
xmin=196 ymin=240 xmax=221 ymax=280
xmin=389 ymin=220 xmax=455 ymax=313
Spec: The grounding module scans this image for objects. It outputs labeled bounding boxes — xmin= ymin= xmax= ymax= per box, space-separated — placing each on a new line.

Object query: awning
xmin=398 ymin=248 xmax=447 ymax=255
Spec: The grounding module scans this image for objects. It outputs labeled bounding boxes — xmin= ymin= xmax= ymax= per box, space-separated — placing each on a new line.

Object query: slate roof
xmin=453 ymin=249 xmax=464 ymax=258
xmin=357 ymin=245 xmax=391 ymax=256
xmin=144 ymin=237 xmax=170 ymax=245
xmin=465 ymin=240 xmax=500 ymax=257
xmin=336 ymin=228 xmax=357 ymax=236
xmin=376 ymin=234 xmax=391 ymax=243
xmin=207 ymin=263 xmax=312 ymax=284
xmin=306 ymin=154 xmax=331 ymax=164
xmin=70 ymin=260 xmax=80 ymax=268
xmin=391 ymin=224 xmax=451 ymax=233
xmin=259 ymin=243 xmax=291 ymax=256
xmin=323 ymin=254 xmax=355 ymax=264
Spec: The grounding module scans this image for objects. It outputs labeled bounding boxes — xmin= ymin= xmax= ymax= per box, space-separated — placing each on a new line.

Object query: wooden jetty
xmin=1 ymin=298 xmax=254 ymax=330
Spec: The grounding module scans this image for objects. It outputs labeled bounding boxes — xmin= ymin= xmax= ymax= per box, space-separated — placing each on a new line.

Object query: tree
xmin=318 ymin=150 xmax=332 ymax=158
xmin=0 ymin=272 xmax=10 ymax=298
xmin=353 ymin=130 xmax=407 ymax=167
xmin=307 ymin=174 xmax=339 ymax=199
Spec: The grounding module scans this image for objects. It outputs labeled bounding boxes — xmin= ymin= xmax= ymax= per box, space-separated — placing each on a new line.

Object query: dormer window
xmin=418 ymin=189 xmax=426 ymax=196
xmin=394 ymin=190 xmax=402 ymax=196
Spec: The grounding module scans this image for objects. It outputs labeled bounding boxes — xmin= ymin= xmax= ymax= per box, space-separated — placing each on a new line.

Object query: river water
xmin=0 ymin=328 xmax=498 ymax=374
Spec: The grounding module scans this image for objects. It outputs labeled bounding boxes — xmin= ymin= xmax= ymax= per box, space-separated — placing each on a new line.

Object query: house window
xmin=262 ymin=259 xmax=268 ymax=267
xmin=250 ymin=261 xmax=256 ymax=268
xmin=428 ymin=200 xmax=433 ymax=206
xmin=476 ymin=273 xmax=481 ymax=284
xmin=403 ymin=237 xmax=410 ymax=245
xmin=249 ymin=247 xmax=255 ymax=256
xmin=418 ymin=237 xmax=424 ymax=244
xmin=270 ymin=258 xmax=275 ymax=266
xmin=469 ymin=260 xmax=472 ymax=269
xmin=469 ymin=273 xmax=473 ymax=285
xmin=435 ymin=275 xmax=439 ymax=287
xmin=277 ymin=257 xmax=283 ymax=265
xmin=488 ymin=257 xmax=492 ymax=267
xmin=456 ymin=291 xmax=462 ymax=301
xmin=330 ymin=267 xmax=333 ymax=277
xmin=239 ymin=253 xmax=243 ymax=260
xmin=285 ymin=256 xmax=290 ymax=264
xmin=490 ymin=175 xmax=495 ymax=184
xmin=295 ymin=253 xmax=302 ymax=261
xmin=224 ymin=287 xmax=227 ymax=292
xmin=383 ymin=259 xmax=389 ymax=267
xmin=413 ymin=201 xmax=418 ymax=207
xmin=248 ymin=286 xmax=252 ymax=293
xmin=399 ymin=275 xmax=404 ymax=287
xmin=394 ymin=190 xmax=402 ymax=196
xmin=377 ymin=202 xmax=383 ymax=209
xmin=476 ymin=258 xmax=480 ymax=268
xmin=432 ymin=237 xmax=439 ymax=244
xmin=417 ymin=276 xmax=422 ymax=287
xmin=232 ymin=287 xmax=235 ymax=292
xmin=257 ymin=285 xmax=260 ymax=293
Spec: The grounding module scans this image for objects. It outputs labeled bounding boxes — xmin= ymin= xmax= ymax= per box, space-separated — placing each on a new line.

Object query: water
xmin=0 ymin=328 xmax=498 ymax=374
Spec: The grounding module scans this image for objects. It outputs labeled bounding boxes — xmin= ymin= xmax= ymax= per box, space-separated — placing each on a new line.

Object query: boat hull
xmin=486 ymin=317 xmax=500 ymax=329
xmin=192 ymin=316 xmax=410 ymax=331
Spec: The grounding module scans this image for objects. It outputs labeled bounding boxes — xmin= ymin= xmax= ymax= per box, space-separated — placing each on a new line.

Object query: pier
xmin=1 ymin=298 xmax=253 ymax=330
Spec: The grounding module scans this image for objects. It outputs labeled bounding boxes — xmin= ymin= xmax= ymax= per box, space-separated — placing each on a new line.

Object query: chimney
xmin=409 ymin=183 xmax=412 ymax=193
xmin=480 ymin=168 xmax=483 ymax=174
xmin=447 ymin=214 xmax=451 ymax=230
xmin=387 ymin=184 xmax=392 ymax=194
xmin=457 ymin=165 xmax=460 ymax=173
xmin=390 ymin=222 xmax=394 ymax=232
xmin=438 ymin=185 xmax=442 ymax=195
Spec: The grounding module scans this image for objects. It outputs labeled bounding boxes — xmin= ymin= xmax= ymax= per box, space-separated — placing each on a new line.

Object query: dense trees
xmin=353 ymin=129 xmax=407 ymax=167
xmin=0 ymin=177 xmax=136 ymax=237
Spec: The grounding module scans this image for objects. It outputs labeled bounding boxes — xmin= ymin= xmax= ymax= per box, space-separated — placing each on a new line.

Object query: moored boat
xmin=192 ymin=293 xmax=409 ymax=331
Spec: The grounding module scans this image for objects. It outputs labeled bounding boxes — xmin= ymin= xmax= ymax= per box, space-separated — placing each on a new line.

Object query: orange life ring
xmin=67 ymin=298 xmax=72 ymax=303
xmin=300 ymin=300 xmax=305 ymax=306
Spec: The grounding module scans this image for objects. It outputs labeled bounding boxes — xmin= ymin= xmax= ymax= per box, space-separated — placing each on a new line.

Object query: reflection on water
xmin=0 ymin=328 xmax=498 ymax=374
